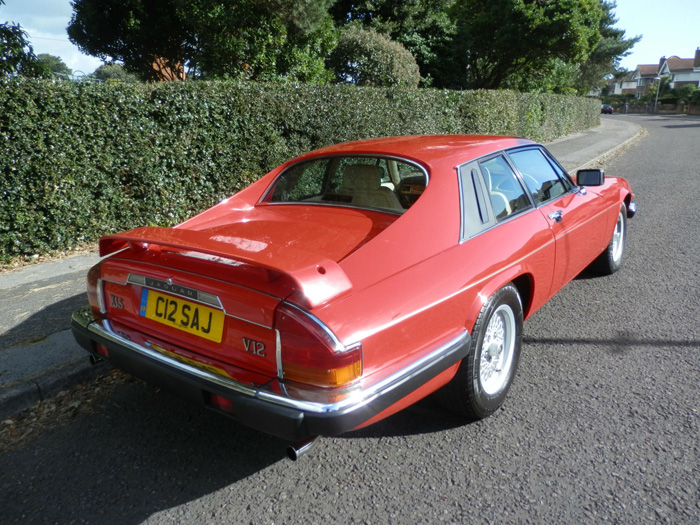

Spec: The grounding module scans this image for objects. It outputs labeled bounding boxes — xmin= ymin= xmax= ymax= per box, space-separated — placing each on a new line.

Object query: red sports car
xmin=72 ymin=135 xmax=635 ymax=458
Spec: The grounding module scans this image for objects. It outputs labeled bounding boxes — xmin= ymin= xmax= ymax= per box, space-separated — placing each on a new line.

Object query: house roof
xmin=636 ymin=64 xmax=659 ymax=77
xmin=663 ymin=56 xmax=695 ymax=73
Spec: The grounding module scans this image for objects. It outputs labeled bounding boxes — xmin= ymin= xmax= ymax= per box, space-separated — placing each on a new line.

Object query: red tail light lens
xmin=275 ymin=303 xmax=362 ymax=388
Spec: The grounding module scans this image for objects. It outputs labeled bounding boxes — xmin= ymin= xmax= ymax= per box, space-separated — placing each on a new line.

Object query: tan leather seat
xmin=483 ymin=167 xmax=512 ymax=219
xmin=340 ymin=165 xmax=402 ymax=210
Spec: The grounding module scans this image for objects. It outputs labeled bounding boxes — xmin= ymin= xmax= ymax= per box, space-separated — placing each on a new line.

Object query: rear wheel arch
xmin=510 ymin=274 xmax=533 ymax=319
xmin=624 ymin=192 xmax=632 ymax=209
xmin=463 ymin=270 xmax=532 ymax=333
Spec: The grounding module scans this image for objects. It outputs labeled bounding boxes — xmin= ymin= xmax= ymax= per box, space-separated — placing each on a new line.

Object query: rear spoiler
xmin=99 ymin=226 xmax=352 ymax=308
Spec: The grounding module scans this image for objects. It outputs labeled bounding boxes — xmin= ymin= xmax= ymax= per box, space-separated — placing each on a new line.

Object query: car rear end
xmin=72 ymin=228 xmax=368 ymax=441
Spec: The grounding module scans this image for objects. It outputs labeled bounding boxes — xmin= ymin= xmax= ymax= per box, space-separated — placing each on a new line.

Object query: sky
xmin=1 ymin=0 xmax=698 ymax=77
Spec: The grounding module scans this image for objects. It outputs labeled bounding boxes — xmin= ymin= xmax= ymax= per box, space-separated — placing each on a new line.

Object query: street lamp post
xmin=653 ymin=76 xmax=661 ymax=114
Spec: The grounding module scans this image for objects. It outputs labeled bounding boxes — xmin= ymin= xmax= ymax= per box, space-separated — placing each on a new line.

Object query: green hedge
xmin=0 ymin=78 xmax=599 ymax=261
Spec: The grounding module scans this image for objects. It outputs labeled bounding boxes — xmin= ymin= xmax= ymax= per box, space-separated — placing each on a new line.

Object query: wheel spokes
xmin=480 ymin=307 xmax=515 ymax=395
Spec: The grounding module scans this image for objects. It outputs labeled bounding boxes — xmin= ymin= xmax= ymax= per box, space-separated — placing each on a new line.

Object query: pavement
xmin=0 ymin=115 xmax=642 ymax=420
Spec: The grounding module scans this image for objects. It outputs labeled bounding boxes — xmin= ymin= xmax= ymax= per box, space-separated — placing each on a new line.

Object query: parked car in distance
xmin=601 ymin=104 xmax=614 ymax=114
xmin=72 ymin=135 xmax=635 ymax=458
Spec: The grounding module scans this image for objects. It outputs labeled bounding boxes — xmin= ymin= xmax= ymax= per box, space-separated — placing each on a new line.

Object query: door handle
xmin=548 ymin=210 xmax=563 ymax=223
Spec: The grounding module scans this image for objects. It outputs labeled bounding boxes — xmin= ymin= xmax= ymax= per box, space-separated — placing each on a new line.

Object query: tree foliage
xmin=328 ymin=25 xmax=420 ymax=87
xmin=185 ymin=0 xmax=337 ymax=82
xmin=92 ymin=62 xmax=139 ymax=83
xmin=437 ymin=0 xmax=603 ymax=90
xmin=68 ymin=0 xmax=191 ymax=81
xmin=573 ymin=0 xmax=640 ymax=95
xmin=0 ymin=0 xmax=50 ymax=78
xmin=36 ymin=54 xmax=72 ymax=78
xmin=329 ymin=0 xmax=456 ymax=85
xmin=66 ymin=0 xmax=637 ymax=92
xmin=67 ymin=0 xmax=337 ymax=82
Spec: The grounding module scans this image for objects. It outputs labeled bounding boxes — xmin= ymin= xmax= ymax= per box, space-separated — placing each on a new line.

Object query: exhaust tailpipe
xmin=286 ymin=436 xmax=319 ymax=461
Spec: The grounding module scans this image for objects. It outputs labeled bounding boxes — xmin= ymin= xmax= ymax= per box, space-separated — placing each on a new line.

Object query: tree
xmin=436 ymin=0 xmax=603 ymax=90
xmin=330 ymin=0 xmax=457 ymax=85
xmin=92 ymin=62 xmax=139 ymax=83
xmin=503 ymin=58 xmax=580 ymax=95
xmin=67 ymin=0 xmax=337 ymax=82
xmin=690 ymin=89 xmax=700 ymax=106
xmin=0 ymin=0 xmax=50 ymax=78
xmin=36 ymin=53 xmax=72 ymax=78
xmin=67 ymin=0 xmax=189 ymax=81
xmin=185 ymin=0 xmax=337 ymax=82
xmin=328 ymin=25 xmax=420 ymax=87
xmin=573 ymin=1 xmax=640 ymax=95
xmin=676 ymin=83 xmax=698 ymax=103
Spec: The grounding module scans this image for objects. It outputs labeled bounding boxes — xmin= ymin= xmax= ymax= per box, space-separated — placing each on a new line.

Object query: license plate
xmin=139 ymin=289 xmax=225 ymax=343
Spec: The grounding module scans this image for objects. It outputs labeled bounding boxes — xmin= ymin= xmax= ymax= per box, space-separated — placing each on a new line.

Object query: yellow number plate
xmin=139 ymin=289 xmax=225 ymax=343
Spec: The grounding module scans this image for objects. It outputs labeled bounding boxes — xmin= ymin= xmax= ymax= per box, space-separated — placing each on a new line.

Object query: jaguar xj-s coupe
xmin=72 ymin=135 xmax=635 ymax=458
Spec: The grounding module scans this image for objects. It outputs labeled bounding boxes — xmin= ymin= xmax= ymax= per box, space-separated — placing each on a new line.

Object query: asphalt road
xmin=1 ymin=115 xmax=699 ymax=524
xmin=0 ymin=256 xmax=98 ymax=350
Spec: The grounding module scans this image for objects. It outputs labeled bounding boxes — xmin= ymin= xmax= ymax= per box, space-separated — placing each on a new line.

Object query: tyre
xmin=592 ymin=202 xmax=627 ymax=275
xmin=438 ymin=283 xmax=523 ymax=420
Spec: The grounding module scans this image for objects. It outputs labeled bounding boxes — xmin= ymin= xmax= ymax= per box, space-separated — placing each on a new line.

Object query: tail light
xmin=275 ymin=303 xmax=362 ymax=388
xmin=86 ymin=262 xmax=106 ymax=316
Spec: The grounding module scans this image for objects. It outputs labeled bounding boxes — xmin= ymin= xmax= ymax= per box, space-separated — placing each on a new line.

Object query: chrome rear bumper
xmin=71 ymin=306 xmax=470 ymax=441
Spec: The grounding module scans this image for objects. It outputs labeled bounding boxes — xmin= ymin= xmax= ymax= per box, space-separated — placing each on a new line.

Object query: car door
xmin=507 ymin=147 xmax=609 ymax=293
xmin=458 ymin=155 xmax=556 ymax=316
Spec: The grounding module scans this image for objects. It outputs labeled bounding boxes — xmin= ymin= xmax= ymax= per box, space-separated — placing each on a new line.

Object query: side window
xmin=542 ymin=149 xmax=575 ymax=189
xmin=479 ymin=155 xmax=532 ymax=221
xmin=459 ymin=161 xmax=493 ymax=239
xmin=508 ymin=148 xmax=571 ymax=205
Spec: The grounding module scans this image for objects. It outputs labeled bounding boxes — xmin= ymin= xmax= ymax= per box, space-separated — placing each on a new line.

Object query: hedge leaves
xmin=0 ymin=78 xmax=598 ymax=261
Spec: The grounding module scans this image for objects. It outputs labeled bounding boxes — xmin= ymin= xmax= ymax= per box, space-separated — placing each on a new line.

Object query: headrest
xmin=341 ymin=165 xmax=382 ymax=191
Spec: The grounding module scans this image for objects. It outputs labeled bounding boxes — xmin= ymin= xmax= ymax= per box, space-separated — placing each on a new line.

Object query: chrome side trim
xmin=73 ymin=307 xmax=469 ymax=416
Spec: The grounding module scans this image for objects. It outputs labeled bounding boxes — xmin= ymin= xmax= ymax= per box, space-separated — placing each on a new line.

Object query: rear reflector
xmin=209 ymin=394 xmax=236 ymax=415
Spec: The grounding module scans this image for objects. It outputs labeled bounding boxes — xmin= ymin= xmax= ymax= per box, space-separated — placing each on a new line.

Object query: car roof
xmin=294 ymin=135 xmax=536 ymax=170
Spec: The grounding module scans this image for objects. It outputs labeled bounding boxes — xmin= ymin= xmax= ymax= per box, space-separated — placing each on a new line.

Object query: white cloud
xmin=2 ymin=0 xmax=104 ymax=75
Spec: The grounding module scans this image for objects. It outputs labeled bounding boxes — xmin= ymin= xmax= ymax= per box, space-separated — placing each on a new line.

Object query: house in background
xmin=611 ymin=71 xmax=637 ymax=95
xmin=633 ymin=64 xmax=660 ymax=98
xmin=630 ymin=48 xmax=700 ymax=99
xmin=658 ymin=49 xmax=700 ymax=89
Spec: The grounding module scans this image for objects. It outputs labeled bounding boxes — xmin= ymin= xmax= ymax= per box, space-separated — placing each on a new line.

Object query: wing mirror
xmin=576 ymin=168 xmax=605 ymax=186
